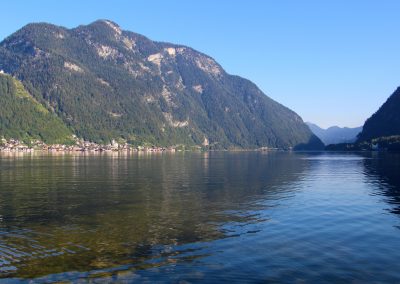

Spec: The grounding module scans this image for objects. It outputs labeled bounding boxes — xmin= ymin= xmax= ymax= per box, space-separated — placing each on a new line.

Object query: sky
xmin=1 ymin=0 xmax=399 ymax=128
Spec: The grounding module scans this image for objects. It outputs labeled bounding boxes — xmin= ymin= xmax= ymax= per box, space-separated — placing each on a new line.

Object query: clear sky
xmin=1 ymin=0 xmax=399 ymax=128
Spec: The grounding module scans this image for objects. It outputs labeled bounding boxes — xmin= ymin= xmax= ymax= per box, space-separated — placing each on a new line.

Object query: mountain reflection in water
xmin=0 ymin=152 xmax=399 ymax=283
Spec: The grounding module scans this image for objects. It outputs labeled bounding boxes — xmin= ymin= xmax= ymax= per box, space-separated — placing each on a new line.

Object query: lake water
xmin=0 ymin=151 xmax=400 ymax=283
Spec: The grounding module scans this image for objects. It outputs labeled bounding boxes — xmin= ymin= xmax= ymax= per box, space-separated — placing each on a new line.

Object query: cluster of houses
xmin=0 ymin=138 xmax=32 ymax=152
xmin=0 ymin=138 xmax=175 ymax=153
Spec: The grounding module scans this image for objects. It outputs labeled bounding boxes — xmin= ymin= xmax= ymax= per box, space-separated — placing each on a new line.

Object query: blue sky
xmin=1 ymin=0 xmax=399 ymax=128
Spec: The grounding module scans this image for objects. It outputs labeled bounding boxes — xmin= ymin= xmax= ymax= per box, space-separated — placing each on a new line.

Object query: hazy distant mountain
xmin=306 ymin=122 xmax=362 ymax=145
xmin=357 ymin=87 xmax=400 ymax=142
xmin=0 ymin=20 xmax=323 ymax=149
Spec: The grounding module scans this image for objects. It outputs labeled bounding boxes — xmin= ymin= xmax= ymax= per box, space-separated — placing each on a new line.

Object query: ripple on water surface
xmin=0 ymin=152 xmax=400 ymax=283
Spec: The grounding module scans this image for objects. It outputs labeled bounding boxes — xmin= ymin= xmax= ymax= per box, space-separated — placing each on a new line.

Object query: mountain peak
xmin=307 ymin=122 xmax=362 ymax=145
xmin=88 ymin=19 xmax=122 ymax=35
xmin=0 ymin=20 xmax=323 ymax=149
xmin=3 ymin=22 xmax=65 ymax=41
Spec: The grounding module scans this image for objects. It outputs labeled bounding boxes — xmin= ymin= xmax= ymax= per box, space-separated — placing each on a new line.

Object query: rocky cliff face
xmin=0 ymin=20 xmax=323 ymax=149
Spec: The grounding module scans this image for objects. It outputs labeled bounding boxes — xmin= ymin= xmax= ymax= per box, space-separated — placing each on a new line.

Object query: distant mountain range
xmin=306 ymin=122 xmax=362 ymax=145
xmin=325 ymin=87 xmax=400 ymax=151
xmin=0 ymin=20 xmax=323 ymax=150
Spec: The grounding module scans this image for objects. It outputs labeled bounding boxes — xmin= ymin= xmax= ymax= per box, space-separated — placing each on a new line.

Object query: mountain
xmin=0 ymin=73 xmax=72 ymax=144
xmin=306 ymin=122 xmax=362 ymax=145
xmin=357 ymin=87 xmax=400 ymax=142
xmin=0 ymin=20 xmax=323 ymax=150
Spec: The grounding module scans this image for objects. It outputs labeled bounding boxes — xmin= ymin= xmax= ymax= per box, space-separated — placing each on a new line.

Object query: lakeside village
xmin=0 ymin=137 xmax=179 ymax=153
xmin=0 ymin=137 xmax=279 ymax=153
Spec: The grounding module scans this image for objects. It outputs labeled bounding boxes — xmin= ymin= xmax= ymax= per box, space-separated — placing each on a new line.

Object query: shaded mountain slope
xmin=358 ymin=87 xmax=400 ymax=142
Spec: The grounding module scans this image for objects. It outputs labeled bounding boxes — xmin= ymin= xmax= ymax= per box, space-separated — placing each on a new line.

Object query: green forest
xmin=0 ymin=74 xmax=73 ymax=144
xmin=0 ymin=20 xmax=323 ymax=150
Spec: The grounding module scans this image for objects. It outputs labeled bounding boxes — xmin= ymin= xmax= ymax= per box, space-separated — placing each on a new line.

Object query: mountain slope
xmin=0 ymin=20 xmax=323 ymax=149
xmin=306 ymin=122 xmax=362 ymax=145
xmin=357 ymin=87 xmax=400 ymax=142
xmin=0 ymin=73 xmax=72 ymax=144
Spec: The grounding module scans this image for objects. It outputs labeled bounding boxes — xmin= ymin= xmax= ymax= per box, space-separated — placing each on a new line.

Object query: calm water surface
xmin=0 ymin=151 xmax=400 ymax=283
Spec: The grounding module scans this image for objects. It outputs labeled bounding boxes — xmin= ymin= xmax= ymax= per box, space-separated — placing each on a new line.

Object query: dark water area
xmin=0 ymin=151 xmax=400 ymax=283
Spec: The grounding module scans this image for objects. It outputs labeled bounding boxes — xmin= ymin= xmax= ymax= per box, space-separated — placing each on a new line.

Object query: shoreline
xmin=0 ymin=138 xmax=283 ymax=153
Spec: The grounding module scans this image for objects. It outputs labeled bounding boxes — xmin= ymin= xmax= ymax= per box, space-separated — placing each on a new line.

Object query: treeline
xmin=326 ymin=136 xmax=400 ymax=152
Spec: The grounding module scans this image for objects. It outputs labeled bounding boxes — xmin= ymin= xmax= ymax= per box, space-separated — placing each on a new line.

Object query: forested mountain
xmin=357 ymin=87 xmax=400 ymax=142
xmin=0 ymin=20 xmax=323 ymax=149
xmin=306 ymin=122 xmax=362 ymax=145
xmin=0 ymin=74 xmax=72 ymax=144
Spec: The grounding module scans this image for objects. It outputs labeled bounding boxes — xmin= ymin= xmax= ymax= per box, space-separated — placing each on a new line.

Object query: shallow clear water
xmin=0 ymin=151 xmax=400 ymax=283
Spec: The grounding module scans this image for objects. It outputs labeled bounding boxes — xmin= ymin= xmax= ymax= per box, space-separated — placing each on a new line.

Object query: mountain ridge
xmin=306 ymin=122 xmax=362 ymax=145
xmin=0 ymin=20 xmax=323 ymax=150
xmin=357 ymin=87 xmax=400 ymax=142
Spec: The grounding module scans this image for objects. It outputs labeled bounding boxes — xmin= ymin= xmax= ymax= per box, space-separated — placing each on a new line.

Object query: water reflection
xmin=0 ymin=152 xmax=308 ymax=279
xmin=362 ymin=152 xmax=400 ymax=214
xmin=1 ymin=151 xmax=400 ymax=283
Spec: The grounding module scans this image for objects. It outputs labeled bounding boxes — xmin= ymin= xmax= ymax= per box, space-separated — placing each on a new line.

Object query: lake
xmin=0 ymin=151 xmax=400 ymax=283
